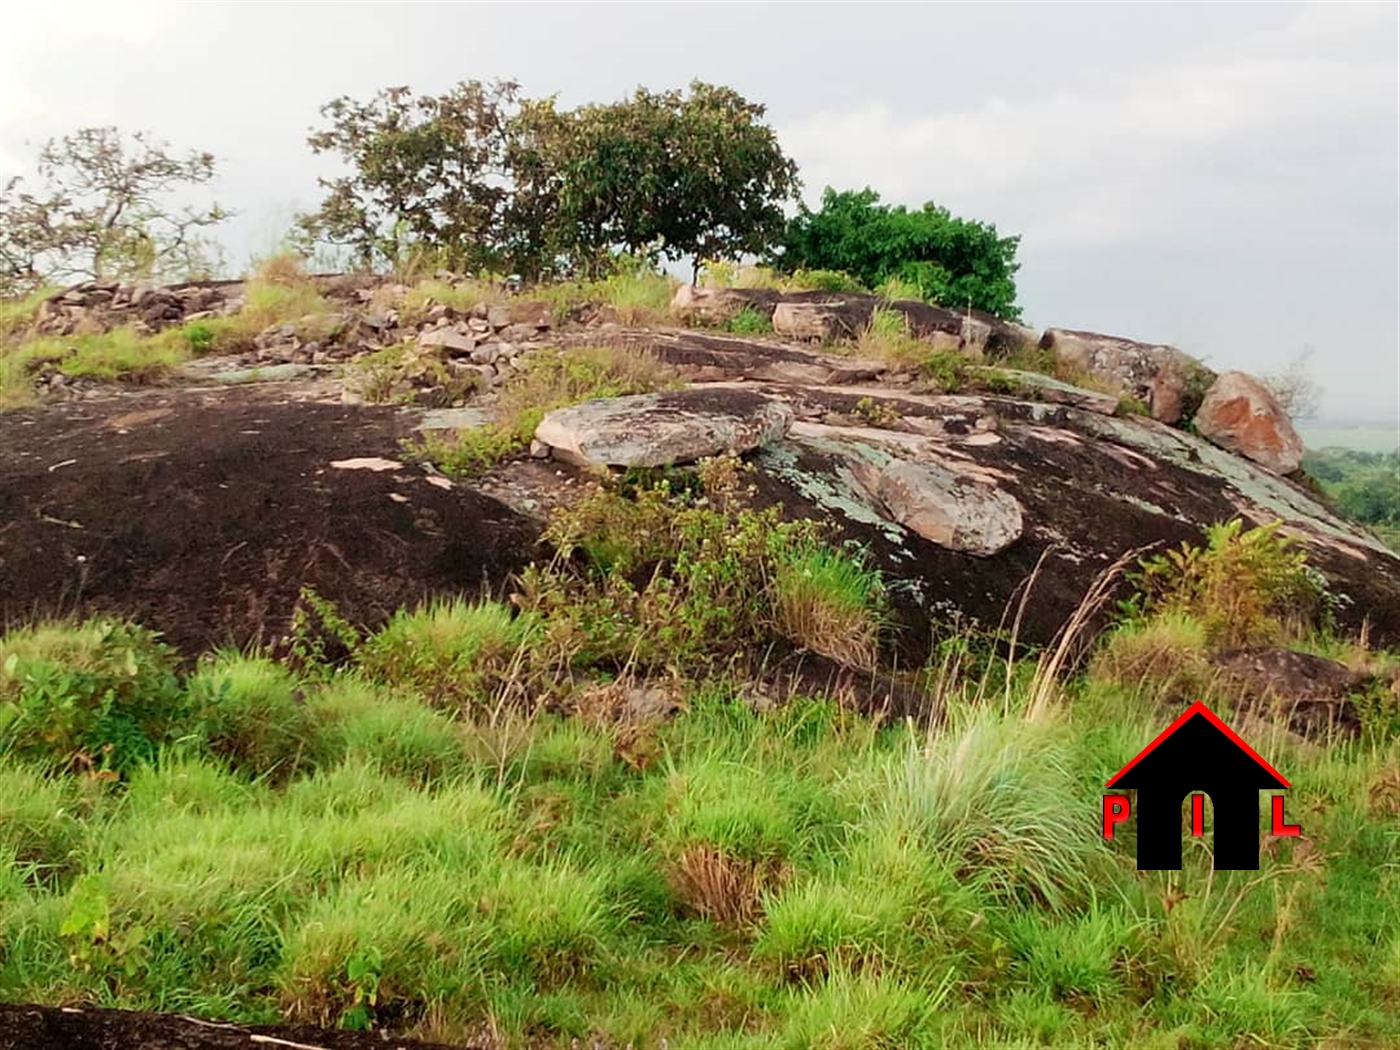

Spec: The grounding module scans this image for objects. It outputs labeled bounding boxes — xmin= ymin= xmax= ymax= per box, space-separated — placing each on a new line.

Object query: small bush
xmin=186 ymin=652 xmax=319 ymax=777
xmin=344 ymin=342 xmax=478 ymax=406
xmin=726 ymin=305 xmax=774 ymax=335
xmin=1115 ymin=394 xmax=1151 ymax=417
xmin=1124 ymin=519 xmax=1330 ymax=647
xmin=920 ymin=349 xmax=967 ymax=394
xmin=356 ymin=599 xmax=542 ymax=707
xmin=0 ymin=618 xmax=184 ymax=774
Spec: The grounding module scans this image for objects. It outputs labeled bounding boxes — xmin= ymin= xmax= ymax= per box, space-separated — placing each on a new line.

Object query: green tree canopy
xmin=302 ymin=80 xmax=799 ymax=280
xmin=298 ymin=80 xmax=521 ymax=272
xmin=770 ymin=187 xmax=1023 ymax=319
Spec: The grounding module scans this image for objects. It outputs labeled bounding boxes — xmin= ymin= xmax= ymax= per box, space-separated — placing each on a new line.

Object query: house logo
xmin=1102 ymin=701 xmax=1300 ymax=870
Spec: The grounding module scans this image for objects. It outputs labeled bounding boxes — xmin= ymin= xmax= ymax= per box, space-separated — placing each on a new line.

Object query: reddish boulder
xmin=1194 ymin=371 xmax=1305 ymax=475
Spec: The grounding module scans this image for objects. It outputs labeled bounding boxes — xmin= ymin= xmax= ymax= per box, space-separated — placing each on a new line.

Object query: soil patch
xmin=0 ymin=1003 xmax=474 ymax=1050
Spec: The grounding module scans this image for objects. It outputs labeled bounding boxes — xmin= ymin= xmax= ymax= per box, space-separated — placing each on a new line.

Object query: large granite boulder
xmin=1193 ymin=371 xmax=1306 ymax=475
xmin=533 ymin=388 xmax=794 ymax=468
xmin=670 ymin=285 xmax=781 ymax=326
xmin=1039 ymin=328 xmax=1210 ymax=424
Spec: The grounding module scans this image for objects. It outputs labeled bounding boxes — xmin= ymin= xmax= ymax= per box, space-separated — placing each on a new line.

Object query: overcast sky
xmin=2 ymin=1 xmax=1396 ymax=421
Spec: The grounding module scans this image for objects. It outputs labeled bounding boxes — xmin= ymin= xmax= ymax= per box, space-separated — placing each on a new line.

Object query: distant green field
xmin=1299 ymin=423 xmax=1399 ymax=454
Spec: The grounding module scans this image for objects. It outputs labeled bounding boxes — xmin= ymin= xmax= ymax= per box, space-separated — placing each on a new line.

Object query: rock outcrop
xmin=7 ymin=275 xmax=1389 ymax=665
xmin=534 ymin=388 xmax=794 ymax=468
xmin=37 ymin=279 xmax=247 ymax=336
xmin=1194 ymin=371 xmax=1306 ymax=475
xmin=1038 ymin=328 xmax=1209 ymax=424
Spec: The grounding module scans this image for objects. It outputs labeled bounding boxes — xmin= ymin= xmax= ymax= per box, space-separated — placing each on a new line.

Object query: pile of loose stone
xmin=35 ymin=280 xmax=245 ymax=337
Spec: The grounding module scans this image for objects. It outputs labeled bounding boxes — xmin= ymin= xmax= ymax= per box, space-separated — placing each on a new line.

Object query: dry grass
xmin=669 ymin=846 xmax=774 ymax=926
xmin=770 ymin=544 xmax=885 ymax=670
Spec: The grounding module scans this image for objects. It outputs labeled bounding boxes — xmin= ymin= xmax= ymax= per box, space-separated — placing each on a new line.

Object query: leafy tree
xmin=770 ymin=187 xmax=1022 ymax=319
xmin=509 ymin=82 xmax=800 ymax=279
xmin=299 ymin=80 xmax=521 ymax=272
xmin=0 ymin=127 xmax=230 ymax=296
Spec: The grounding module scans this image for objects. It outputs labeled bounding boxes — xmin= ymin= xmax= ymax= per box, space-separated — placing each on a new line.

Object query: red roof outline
xmin=1105 ymin=701 xmax=1290 ymax=789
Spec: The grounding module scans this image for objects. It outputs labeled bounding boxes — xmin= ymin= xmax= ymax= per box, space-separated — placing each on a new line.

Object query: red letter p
xmin=1103 ymin=794 xmax=1131 ymax=839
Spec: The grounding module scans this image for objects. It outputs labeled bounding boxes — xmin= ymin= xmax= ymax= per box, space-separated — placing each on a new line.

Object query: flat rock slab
xmin=179 ymin=361 xmax=331 ymax=385
xmin=534 ymin=388 xmax=794 ymax=468
xmin=976 ymin=367 xmax=1121 ymax=415
xmin=415 ymin=406 xmax=492 ymax=431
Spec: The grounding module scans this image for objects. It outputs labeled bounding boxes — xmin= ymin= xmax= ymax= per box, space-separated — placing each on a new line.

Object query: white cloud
xmin=779 ymin=4 xmax=1395 ymax=249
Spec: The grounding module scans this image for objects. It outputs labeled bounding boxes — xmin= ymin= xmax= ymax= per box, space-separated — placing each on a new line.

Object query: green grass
xmin=532 ymin=269 xmax=677 ymax=325
xmin=726 ymin=304 xmax=774 ymax=335
xmin=1 ymin=658 xmax=1392 ymax=1046
xmin=0 ymin=520 xmax=1397 ymax=1046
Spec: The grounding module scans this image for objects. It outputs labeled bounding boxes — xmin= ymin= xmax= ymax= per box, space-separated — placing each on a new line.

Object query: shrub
xmin=1123 ymin=519 xmax=1331 ymax=647
xmin=356 ymin=599 xmax=542 ymax=707
xmin=725 ymin=305 xmax=773 ymax=335
xmin=772 ymin=186 xmax=1021 ymax=319
xmin=517 ymin=462 xmax=888 ymax=674
xmin=920 ymin=349 xmax=967 ymax=394
xmin=186 ymin=652 xmax=319 ymax=777
xmin=0 ymin=618 xmax=184 ymax=774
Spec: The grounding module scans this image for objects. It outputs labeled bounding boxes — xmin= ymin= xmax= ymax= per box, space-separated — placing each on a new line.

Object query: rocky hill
xmin=4 ymin=273 xmax=1396 ymax=671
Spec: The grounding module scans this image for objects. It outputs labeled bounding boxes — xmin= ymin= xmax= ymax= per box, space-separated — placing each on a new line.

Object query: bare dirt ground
xmin=0 ymin=1003 xmax=473 ymax=1050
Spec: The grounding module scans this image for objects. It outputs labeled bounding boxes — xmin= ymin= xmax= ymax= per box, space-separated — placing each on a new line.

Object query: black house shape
xmin=1107 ymin=701 xmax=1289 ymax=870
